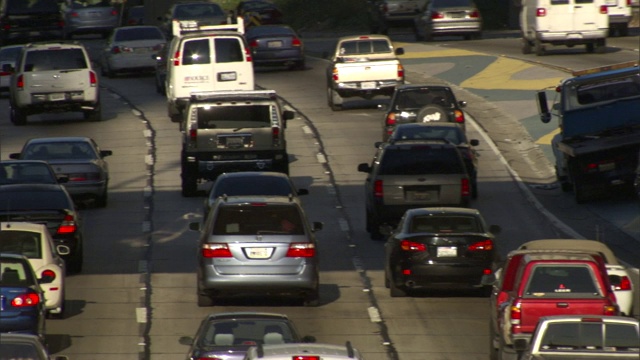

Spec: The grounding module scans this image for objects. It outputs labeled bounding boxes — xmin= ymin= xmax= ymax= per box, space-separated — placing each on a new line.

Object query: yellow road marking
xmin=537 ymin=127 xmax=560 ymax=145
xmin=461 ymin=57 xmax=564 ymax=90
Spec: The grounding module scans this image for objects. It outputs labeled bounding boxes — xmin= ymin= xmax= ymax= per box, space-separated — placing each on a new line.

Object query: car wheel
xmin=155 ymin=76 xmax=164 ymax=94
xmin=327 ymin=86 xmax=343 ymax=111
xmin=181 ymin=170 xmax=198 ymax=197
xmin=424 ymin=27 xmax=433 ymax=42
xmin=489 ymin=323 xmax=499 ymax=360
xmin=389 ymin=276 xmax=407 ymax=297
xmin=47 ymin=296 xmax=65 ymax=320
xmin=534 ymin=39 xmax=545 ymax=56
xmin=586 ymin=42 xmax=595 ymax=53
xmin=10 ymin=106 xmax=27 ymax=125
xmin=67 ymin=249 xmax=83 ymax=274
xmin=594 ymin=39 xmax=606 ymax=54
xmin=197 ymin=292 xmax=215 ymax=307
xmin=85 ymin=106 xmax=102 ymax=122
xmin=416 ymin=104 xmax=449 ymax=123
xmin=290 ymin=60 xmax=305 ymax=71
xmin=95 ymin=188 xmax=108 ymax=208
xmin=302 ymin=287 xmax=319 ymax=307
xmin=384 ymin=267 xmax=390 ymax=288
xmin=369 ymin=216 xmax=383 ymax=240
xmin=414 ymin=25 xmax=424 ymax=41
xmin=521 ymin=38 xmax=532 ymax=54
xmin=573 ymin=179 xmax=589 ymax=204
xmin=619 ymin=24 xmax=629 ymax=37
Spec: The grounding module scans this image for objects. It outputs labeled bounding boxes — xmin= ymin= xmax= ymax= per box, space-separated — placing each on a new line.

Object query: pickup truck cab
xmin=487 ymin=249 xmax=619 ymax=360
xmin=516 ymin=315 xmax=640 ymax=360
xmin=325 ymin=34 xmax=404 ymax=111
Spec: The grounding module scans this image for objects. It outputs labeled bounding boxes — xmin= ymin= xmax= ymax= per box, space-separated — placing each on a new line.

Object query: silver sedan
xmin=100 ymin=25 xmax=166 ymax=77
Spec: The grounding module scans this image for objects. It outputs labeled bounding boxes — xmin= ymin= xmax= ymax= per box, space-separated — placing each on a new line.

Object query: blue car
xmin=0 ymin=253 xmax=46 ymax=342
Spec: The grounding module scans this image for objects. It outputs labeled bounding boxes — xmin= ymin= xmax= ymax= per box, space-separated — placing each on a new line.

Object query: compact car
xmin=179 ymin=312 xmax=315 ymax=360
xmin=0 ymin=222 xmax=69 ymax=318
xmin=190 ymin=195 xmax=323 ymax=307
xmin=0 ymin=160 xmax=63 ymax=186
xmin=383 ymin=207 xmax=501 ymax=297
xmin=0 ymin=184 xmax=84 ymax=273
xmin=414 ymin=0 xmax=482 ymax=41
xmin=10 ymin=137 xmax=112 ymax=208
xmin=246 ymin=25 xmax=305 ymax=70
xmin=0 ymin=44 xmax=23 ymax=92
xmin=0 ymin=333 xmax=68 ymax=360
xmin=204 ymin=172 xmax=309 ymax=217
xmin=0 ymin=253 xmax=46 ymax=341
xmin=62 ymin=0 xmax=120 ymax=39
xmin=100 ymin=25 xmax=166 ymax=77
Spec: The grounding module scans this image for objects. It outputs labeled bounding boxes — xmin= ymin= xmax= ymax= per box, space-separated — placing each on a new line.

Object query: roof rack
xmin=173 ymin=17 xmax=245 ymax=37
xmin=190 ymin=90 xmax=277 ymax=102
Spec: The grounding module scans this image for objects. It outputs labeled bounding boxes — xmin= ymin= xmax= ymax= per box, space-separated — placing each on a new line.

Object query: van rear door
xmin=544 ymin=0 xmax=603 ymax=33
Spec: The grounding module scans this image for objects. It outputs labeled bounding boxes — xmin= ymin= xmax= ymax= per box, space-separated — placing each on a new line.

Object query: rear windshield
xmin=0 ymin=162 xmax=57 ymax=185
xmin=0 ymin=258 xmax=35 ymax=286
xmin=0 ymin=342 xmax=40 ymax=360
xmin=379 ymin=147 xmax=464 ymax=175
xmin=182 ymin=38 xmax=244 ymax=65
xmin=432 ymin=0 xmax=475 ymax=7
xmin=199 ymin=319 xmax=296 ymax=347
xmin=0 ymin=230 xmax=43 ymax=259
xmin=568 ymin=74 xmax=640 ymax=110
xmin=22 ymin=142 xmax=98 ymax=161
xmin=540 ymin=322 xmax=640 ymax=351
xmin=394 ymin=88 xmax=456 ymax=110
xmin=24 ymin=49 xmax=88 ymax=72
xmin=393 ymin=126 xmax=465 ymax=145
xmin=212 ymin=178 xmax=293 ymax=198
xmin=409 ymin=215 xmax=480 ymax=233
xmin=524 ymin=265 xmax=601 ymax=297
xmin=213 ymin=204 xmax=304 ymax=235
xmin=0 ymin=46 xmax=23 ymax=62
xmin=197 ymin=105 xmax=273 ymax=129
xmin=7 ymin=0 xmax=60 ymax=14
xmin=0 ymin=190 xmax=71 ymax=210
xmin=68 ymin=0 xmax=115 ymax=9
xmin=339 ymin=39 xmax=391 ymax=55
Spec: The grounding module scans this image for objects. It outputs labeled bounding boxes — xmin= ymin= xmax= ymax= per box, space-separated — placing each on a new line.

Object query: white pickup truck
xmin=325 ymin=34 xmax=405 ymax=111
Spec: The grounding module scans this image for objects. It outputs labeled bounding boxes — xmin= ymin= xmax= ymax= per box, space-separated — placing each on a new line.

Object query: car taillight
xmin=397 ymin=63 xmax=404 ymax=79
xmin=385 ymin=113 xmax=396 ymax=127
xmin=293 ymin=356 xmax=320 ymax=360
xmin=292 ymin=37 xmax=302 ymax=47
xmin=468 ymin=239 xmax=493 ymax=251
xmin=431 ymin=11 xmax=444 ymax=19
xmin=454 ymin=109 xmax=465 ymax=123
xmin=11 ymin=292 xmax=40 ymax=307
xmin=248 ymin=39 xmax=258 ymax=48
xmin=374 ymin=180 xmax=383 ymax=198
xmin=461 ymin=178 xmax=470 ymax=197
xmin=612 ymin=276 xmax=632 ymax=291
xmin=244 ymin=47 xmax=252 ymax=62
xmin=272 ymin=126 xmax=280 ymax=145
xmin=110 ymin=9 xmax=118 ymax=16
xmin=0 ymin=70 xmax=10 ymax=76
xmin=536 ymin=8 xmax=546 ymax=16
xmin=332 ymin=67 xmax=338 ymax=81
xmin=173 ymin=50 xmax=180 ymax=66
xmin=41 ymin=269 xmax=56 ymax=282
xmin=57 ymin=214 xmax=77 ymax=234
xmin=202 ymin=243 xmax=232 ymax=258
xmin=16 ymin=74 xmax=24 ymax=90
xmin=89 ymin=71 xmax=97 ymax=87
xmin=70 ymin=11 xmax=79 ymax=17
xmin=603 ymin=304 xmax=618 ymax=315
xmin=400 ymin=240 xmax=426 ymax=252
xmin=189 ymin=129 xmax=197 ymax=141
xmin=600 ymin=5 xmax=608 ymax=14
xmin=286 ymin=243 xmax=315 ymax=258
xmin=510 ymin=301 xmax=521 ymax=325
xmin=68 ymin=172 xmax=100 ymax=181
xmin=111 ymin=46 xmax=121 ymax=54
xmin=470 ymin=10 xmax=480 ymax=18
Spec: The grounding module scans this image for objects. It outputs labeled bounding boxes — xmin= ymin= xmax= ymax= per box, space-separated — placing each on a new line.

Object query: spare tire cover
xmin=416 ymin=105 xmax=450 ymax=123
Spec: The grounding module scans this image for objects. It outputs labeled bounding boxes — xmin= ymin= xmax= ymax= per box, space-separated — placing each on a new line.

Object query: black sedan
xmin=0 ymin=160 xmax=64 ymax=185
xmin=382 ymin=122 xmax=480 ymax=198
xmin=383 ymin=207 xmax=501 ymax=297
xmin=0 ymin=184 xmax=84 ymax=273
xmin=246 ymin=25 xmax=305 ymax=70
xmin=179 ymin=312 xmax=315 ymax=360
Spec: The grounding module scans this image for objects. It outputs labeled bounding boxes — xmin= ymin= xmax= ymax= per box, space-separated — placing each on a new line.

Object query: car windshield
xmin=524 ymin=265 xmax=601 ymax=297
xmin=0 ymin=343 xmax=42 ymax=360
xmin=379 ymin=147 xmax=464 ymax=175
xmin=7 ymin=0 xmax=59 ymax=14
xmin=0 ymin=259 xmax=34 ymax=286
xmin=0 ymin=231 xmax=43 ymax=259
xmin=115 ymin=27 xmax=164 ymax=41
xmin=22 ymin=142 xmax=98 ymax=161
xmin=0 ymin=162 xmax=57 ymax=185
xmin=394 ymin=89 xmax=455 ymax=110
xmin=409 ymin=215 xmax=480 ymax=233
xmin=0 ymin=190 xmax=71 ymax=210
xmin=392 ymin=126 xmax=465 ymax=145
xmin=24 ymin=49 xmax=88 ymax=71
xmin=197 ymin=105 xmax=273 ymax=129
xmin=212 ymin=178 xmax=293 ymax=198
xmin=213 ymin=205 xmax=304 ymax=235
xmin=540 ymin=322 xmax=640 ymax=351
xmin=198 ymin=319 xmax=296 ymax=347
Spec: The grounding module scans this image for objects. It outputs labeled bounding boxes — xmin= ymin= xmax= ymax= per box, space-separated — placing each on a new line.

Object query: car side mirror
xmin=536 ymin=90 xmax=551 ymax=123
xmin=57 ymin=175 xmax=69 ymax=184
xmin=297 ymin=188 xmax=309 ymax=196
xmin=395 ymin=47 xmax=404 ymax=56
xmin=513 ymin=339 xmax=528 ymax=351
xmin=283 ymin=110 xmax=295 ymax=120
xmin=302 ymin=335 xmax=316 ymax=343
xmin=469 ymin=139 xmax=479 ymax=146
xmin=100 ymin=150 xmax=113 ymax=157
xmin=9 ymin=153 xmax=20 ymax=159
xmin=379 ymin=224 xmax=394 ymax=236
xmin=489 ymin=225 xmax=501 ymax=234
xmin=56 ymin=245 xmax=71 ymax=256
xmin=481 ymin=273 xmax=497 ymax=286
xmin=357 ymin=163 xmax=371 ymax=173
xmin=178 ymin=336 xmax=193 ymax=346
xmin=189 ymin=222 xmax=200 ymax=231
xmin=458 ymin=100 xmax=467 ymax=108
xmin=312 ymin=222 xmax=323 ymax=232
xmin=374 ymin=141 xmax=384 ymax=148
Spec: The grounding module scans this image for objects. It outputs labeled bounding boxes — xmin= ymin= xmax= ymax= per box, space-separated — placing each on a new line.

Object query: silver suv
xmin=9 ymin=42 xmax=100 ymax=125
xmin=189 ymin=195 xmax=323 ymax=307
xmin=181 ymin=90 xmax=293 ymax=196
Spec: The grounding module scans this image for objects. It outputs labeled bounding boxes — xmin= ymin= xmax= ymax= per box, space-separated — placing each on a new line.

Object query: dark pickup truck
xmin=487 ymin=250 xmax=619 ymax=360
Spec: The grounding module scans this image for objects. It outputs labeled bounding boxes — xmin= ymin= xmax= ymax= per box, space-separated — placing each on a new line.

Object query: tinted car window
xmin=0 ymin=190 xmax=72 ymax=209
xmin=69 ymin=0 xmax=114 ymax=9
xmin=541 ymin=322 xmax=640 ymax=350
xmin=246 ymin=26 xmax=295 ymax=37
xmin=0 ymin=343 xmax=41 ymax=360
xmin=22 ymin=142 xmax=98 ymax=161
xmin=24 ymin=49 xmax=87 ymax=71
xmin=0 ymin=163 xmax=57 ymax=185
xmin=7 ymin=0 xmax=59 ymax=14
xmin=340 ymin=40 xmax=391 ymax=55
xmin=524 ymin=265 xmax=600 ymax=296
xmin=410 ymin=215 xmax=480 ymax=233
xmin=212 ymin=205 xmax=304 ymax=235
xmin=212 ymin=178 xmax=294 ymax=198
xmin=0 ymin=231 xmax=42 ymax=259
xmin=395 ymin=89 xmax=455 ymax=110
xmin=214 ymin=38 xmax=243 ymax=63
xmin=605 ymin=323 xmax=640 ymax=350
xmin=0 ymin=47 xmax=22 ymax=62
xmin=393 ymin=126 xmax=464 ymax=144
xmin=183 ymin=39 xmax=211 ymax=65
xmin=432 ymin=0 xmax=474 ymax=6
xmin=379 ymin=148 xmax=464 ymax=175
xmin=197 ymin=105 xmax=271 ymax=129
xmin=200 ymin=319 xmax=295 ymax=346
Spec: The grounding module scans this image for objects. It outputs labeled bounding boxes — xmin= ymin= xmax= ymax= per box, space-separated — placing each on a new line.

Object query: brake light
xmin=510 ymin=301 xmax=521 ymax=325
xmin=470 ymin=10 xmax=480 ymax=18
xmin=248 ymin=39 xmax=258 ymax=48
xmin=202 ymin=243 xmax=232 ymax=258
xmin=293 ymin=356 xmax=320 ymax=360
xmin=397 ymin=63 xmax=404 ymax=79
xmin=111 ymin=46 xmax=121 ymax=54
xmin=461 ymin=178 xmax=470 ymax=197
xmin=385 ymin=113 xmax=396 ymax=127
xmin=89 ymin=71 xmax=97 ymax=87
xmin=244 ymin=47 xmax=252 ymax=62
xmin=0 ymin=71 xmax=10 ymax=76
xmin=613 ymin=276 xmax=632 ymax=291
xmin=600 ymin=5 xmax=608 ymax=14
xmin=70 ymin=11 xmax=79 ymax=17
xmin=16 ymin=74 xmax=24 ymax=90
xmin=110 ymin=9 xmax=118 ymax=16
xmin=536 ymin=8 xmax=546 ymax=16
xmin=332 ymin=67 xmax=338 ymax=81
xmin=57 ymin=214 xmax=77 ymax=234
xmin=292 ymin=37 xmax=302 ymax=47
xmin=374 ymin=180 xmax=383 ymax=198
xmin=173 ymin=50 xmax=180 ymax=66
xmin=11 ymin=292 xmax=40 ymax=307
xmin=272 ymin=126 xmax=280 ymax=145
xmin=400 ymin=240 xmax=426 ymax=252
xmin=286 ymin=243 xmax=315 ymax=257
xmin=454 ymin=109 xmax=465 ymax=123
xmin=41 ymin=269 xmax=56 ymax=282
xmin=626 ymin=0 xmax=631 ymax=5
xmin=468 ymin=239 xmax=493 ymax=251
xmin=603 ymin=304 xmax=618 ymax=315
xmin=431 ymin=11 xmax=444 ymax=19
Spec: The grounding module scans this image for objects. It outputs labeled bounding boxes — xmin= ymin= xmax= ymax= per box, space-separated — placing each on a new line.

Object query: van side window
xmin=550 ymin=0 xmax=570 ymax=4
xmin=183 ymin=39 xmax=211 ymax=65
xmin=214 ymin=38 xmax=243 ymax=63
xmin=574 ymin=0 xmax=593 ymax=3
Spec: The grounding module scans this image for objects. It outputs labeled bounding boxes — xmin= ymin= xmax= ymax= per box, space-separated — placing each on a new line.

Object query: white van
xmin=520 ymin=0 xmax=609 ymax=56
xmin=165 ymin=20 xmax=254 ymax=122
xmin=604 ymin=0 xmax=632 ymax=36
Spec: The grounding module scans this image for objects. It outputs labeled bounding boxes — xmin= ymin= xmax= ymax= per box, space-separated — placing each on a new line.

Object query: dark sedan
xmin=0 ymin=254 xmax=46 ymax=342
xmin=0 ymin=160 xmax=64 ymax=185
xmin=179 ymin=312 xmax=315 ymax=360
xmin=0 ymin=184 xmax=84 ymax=273
xmin=383 ymin=207 xmax=501 ymax=297
xmin=382 ymin=122 xmax=480 ymax=198
xmin=0 ymin=333 xmax=68 ymax=360
xmin=246 ymin=25 xmax=305 ymax=70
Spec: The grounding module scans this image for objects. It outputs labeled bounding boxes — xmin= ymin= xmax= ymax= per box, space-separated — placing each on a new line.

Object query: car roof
xmin=538 ymin=315 xmax=640 ymax=325
xmin=24 ymin=42 xmax=86 ymax=50
xmin=0 ymin=252 xmax=29 ymax=261
xmin=518 ymin=239 xmax=619 ymax=265
xmin=338 ymin=34 xmax=391 ymax=42
xmin=382 ymin=139 xmax=458 ymax=148
xmin=1 ymin=221 xmax=49 ymax=233
xmin=405 ymin=207 xmax=481 ymax=217
xmin=205 ymin=312 xmax=290 ymax=321
xmin=0 ymin=183 xmax=67 ymax=193
xmin=25 ymin=136 xmax=92 ymax=144
xmin=250 ymin=342 xmax=361 ymax=360
xmin=0 ymin=333 xmax=43 ymax=344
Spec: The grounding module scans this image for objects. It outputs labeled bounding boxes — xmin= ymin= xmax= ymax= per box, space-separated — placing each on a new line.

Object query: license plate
xmin=361 ymin=81 xmax=376 ymax=89
xmin=218 ymin=71 xmax=237 ymax=81
xmin=246 ymin=247 xmax=271 ymax=259
xmin=450 ymin=12 xmax=465 ymax=18
xmin=267 ymin=40 xmax=283 ymax=48
xmin=410 ymin=191 xmax=430 ymax=201
xmin=567 ymin=33 xmax=583 ymax=40
xmin=437 ymin=246 xmax=457 ymax=257
xmin=225 ymin=137 xmax=244 ymax=147
xmin=49 ymin=93 xmax=65 ymax=101
xmin=599 ymin=162 xmax=615 ymax=171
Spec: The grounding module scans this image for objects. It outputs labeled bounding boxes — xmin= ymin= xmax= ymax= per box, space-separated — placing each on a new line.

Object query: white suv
xmin=9 ymin=42 xmax=100 ymax=125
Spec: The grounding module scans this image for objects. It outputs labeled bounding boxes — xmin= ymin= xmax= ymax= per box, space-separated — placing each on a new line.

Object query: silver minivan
xmin=190 ymin=195 xmax=322 ymax=307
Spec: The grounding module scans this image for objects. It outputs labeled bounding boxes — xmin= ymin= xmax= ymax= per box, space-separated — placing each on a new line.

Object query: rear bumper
xmin=391 ymin=262 xmax=493 ymax=290
xmin=536 ymin=30 xmax=607 ymax=43
xmin=335 ymin=80 xmax=402 ymax=98
xmin=199 ymin=265 xmax=318 ymax=295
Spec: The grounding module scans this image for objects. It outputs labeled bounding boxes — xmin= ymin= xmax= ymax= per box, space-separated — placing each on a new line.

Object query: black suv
xmin=381 ymin=84 xmax=466 ymax=141
xmin=0 ymin=0 xmax=64 ymax=45
xmin=357 ymin=139 xmax=471 ymax=239
xmin=181 ymin=90 xmax=294 ymax=197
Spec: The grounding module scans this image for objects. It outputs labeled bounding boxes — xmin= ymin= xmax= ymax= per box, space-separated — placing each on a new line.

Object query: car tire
xmin=594 ymin=39 xmax=606 ymax=54
xmin=197 ymin=292 xmax=215 ymax=307
xmin=181 ymin=170 xmax=198 ymax=197
xmin=327 ymin=86 xmax=343 ymax=111
xmin=67 ymin=249 xmax=83 ymax=274
xmin=416 ymin=104 xmax=450 ymax=123
xmin=534 ymin=39 xmax=545 ymax=56
xmin=521 ymin=38 xmax=532 ymax=54
xmin=368 ymin=214 xmax=383 ymax=240
xmin=414 ymin=26 xmax=424 ymax=41
xmin=471 ymin=179 xmax=478 ymax=199
xmin=95 ymin=188 xmax=108 ymax=208
xmin=85 ymin=105 xmax=102 ymax=122
xmin=424 ymin=27 xmax=434 ymax=42
xmin=389 ymin=276 xmax=407 ymax=297
xmin=586 ymin=42 xmax=595 ymax=53
xmin=489 ymin=323 xmax=499 ymax=360
xmin=155 ymin=76 xmax=164 ymax=94
xmin=10 ymin=105 xmax=27 ymax=125
xmin=47 ymin=296 xmax=65 ymax=320
xmin=302 ymin=287 xmax=320 ymax=307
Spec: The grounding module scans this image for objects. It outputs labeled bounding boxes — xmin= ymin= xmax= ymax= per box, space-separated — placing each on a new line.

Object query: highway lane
xmin=0 ymin=33 xmax=637 ymax=360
